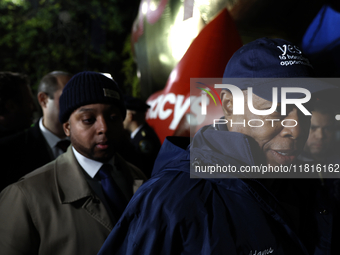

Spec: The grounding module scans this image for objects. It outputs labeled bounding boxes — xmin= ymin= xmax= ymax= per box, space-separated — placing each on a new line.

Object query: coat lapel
xmin=115 ymin=153 xmax=145 ymax=195
xmin=54 ymin=147 xmax=114 ymax=231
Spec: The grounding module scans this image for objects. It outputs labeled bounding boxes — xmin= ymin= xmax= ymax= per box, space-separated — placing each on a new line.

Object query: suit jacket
xmin=0 ymin=147 xmax=146 ymax=255
xmin=0 ymin=121 xmax=54 ymax=191
xmin=130 ymin=123 xmax=161 ymax=177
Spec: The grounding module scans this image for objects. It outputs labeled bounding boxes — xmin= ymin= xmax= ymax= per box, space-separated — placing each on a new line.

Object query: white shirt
xmin=72 ymin=147 xmax=130 ymax=200
xmin=39 ymin=117 xmax=69 ymax=158
xmin=72 ymin=146 xmax=114 ymax=178
xmin=130 ymin=124 xmax=144 ymax=139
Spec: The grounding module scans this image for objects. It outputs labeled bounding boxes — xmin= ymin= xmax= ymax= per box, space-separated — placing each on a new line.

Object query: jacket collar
xmin=191 ymin=124 xmax=265 ymax=166
xmin=152 ymin=136 xmax=190 ymax=176
xmin=54 ymin=147 xmax=93 ymax=204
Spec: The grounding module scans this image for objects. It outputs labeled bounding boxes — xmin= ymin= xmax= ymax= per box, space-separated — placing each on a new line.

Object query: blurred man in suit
xmin=0 ymin=71 xmax=72 ymax=191
xmin=122 ymin=95 xmax=161 ymax=177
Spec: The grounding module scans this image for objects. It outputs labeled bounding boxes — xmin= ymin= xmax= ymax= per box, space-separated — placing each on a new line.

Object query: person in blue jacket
xmin=98 ymin=38 xmax=340 ymax=254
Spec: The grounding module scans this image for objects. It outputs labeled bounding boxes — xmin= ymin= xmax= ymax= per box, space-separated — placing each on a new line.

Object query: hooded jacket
xmin=98 ymin=125 xmax=335 ymax=255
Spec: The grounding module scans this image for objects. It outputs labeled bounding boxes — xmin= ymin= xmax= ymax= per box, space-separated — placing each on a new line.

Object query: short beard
xmin=70 ymin=135 xmax=116 ymax=163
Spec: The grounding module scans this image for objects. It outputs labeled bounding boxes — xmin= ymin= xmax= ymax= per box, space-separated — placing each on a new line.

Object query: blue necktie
xmin=97 ymin=164 xmax=128 ymax=219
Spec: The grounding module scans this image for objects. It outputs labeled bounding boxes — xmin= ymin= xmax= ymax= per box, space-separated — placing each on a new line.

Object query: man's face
xmin=63 ymin=103 xmax=124 ymax=162
xmin=45 ymin=76 xmax=70 ymax=131
xmin=122 ymin=110 xmax=133 ymax=130
xmin=45 ymin=87 xmax=62 ymax=122
xmin=223 ymin=91 xmax=311 ymax=166
xmin=304 ymin=111 xmax=335 ymax=160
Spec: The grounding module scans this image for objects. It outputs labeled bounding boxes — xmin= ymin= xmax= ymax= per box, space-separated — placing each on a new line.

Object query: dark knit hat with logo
xmin=59 ymin=71 xmax=126 ymax=123
xmin=222 ymin=37 xmax=337 ymax=102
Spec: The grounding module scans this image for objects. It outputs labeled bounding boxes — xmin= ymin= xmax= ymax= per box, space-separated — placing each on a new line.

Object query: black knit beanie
xmin=59 ymin=71 xmax=126 ymax=123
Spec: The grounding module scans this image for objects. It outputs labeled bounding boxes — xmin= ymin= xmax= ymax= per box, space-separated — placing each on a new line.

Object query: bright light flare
xmin=169 ymin=5 xmax=201 ymax=61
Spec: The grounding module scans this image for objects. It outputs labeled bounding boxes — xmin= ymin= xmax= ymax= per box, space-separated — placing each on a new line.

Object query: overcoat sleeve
xmin=0 ymin=184 xmax=40 ymax=255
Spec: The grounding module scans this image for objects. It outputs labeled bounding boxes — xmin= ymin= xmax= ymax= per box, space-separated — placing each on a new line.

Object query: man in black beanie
xmin=0 ymin=71 xmax=146 ymax=255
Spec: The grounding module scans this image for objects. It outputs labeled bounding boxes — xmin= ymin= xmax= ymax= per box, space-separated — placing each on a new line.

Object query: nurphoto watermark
xmin=190 ymin=78 xmax=340 ymax=179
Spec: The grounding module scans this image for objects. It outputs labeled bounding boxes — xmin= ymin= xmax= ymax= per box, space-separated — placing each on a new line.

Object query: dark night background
xmin=0 ymin=0 xmax=140 ymax=95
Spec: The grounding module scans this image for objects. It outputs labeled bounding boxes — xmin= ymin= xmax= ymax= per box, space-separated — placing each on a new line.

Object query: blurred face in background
xmin=304 ymin=111 xmax=336 ymax=160
xmin=43 ymin=75 xmax=70 ymax=137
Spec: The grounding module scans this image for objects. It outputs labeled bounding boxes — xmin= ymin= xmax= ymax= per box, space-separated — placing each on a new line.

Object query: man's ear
xmin=129 ymin=110 xmax=137 ymax=121
xmin=220 ymin=90 xmax=233 ymax=120
xmin=63 ymin=121 xmax=70 ymax=137
xmin=37 ymin=92 xmax=48 ymax=108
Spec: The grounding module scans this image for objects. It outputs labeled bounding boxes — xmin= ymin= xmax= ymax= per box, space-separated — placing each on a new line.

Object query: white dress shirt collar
xmin=130 ymin=124 xmax=144 ymax=139
xmin=39 ymin=117 xmax=71 ymax=158
xmin=39 ymin=117 xmax=61 ymax=149
xmin=72 ymin=146 xmax=114 ymax=178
